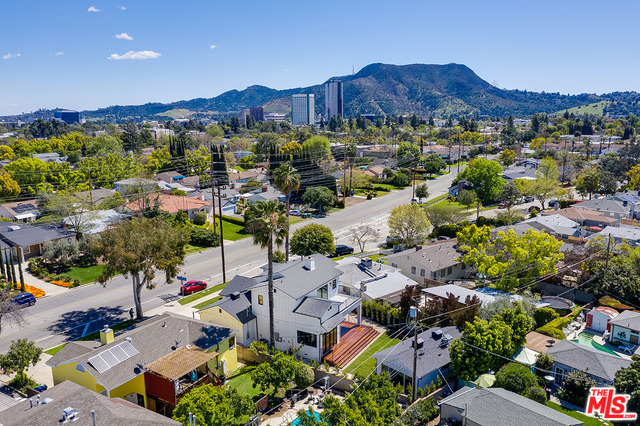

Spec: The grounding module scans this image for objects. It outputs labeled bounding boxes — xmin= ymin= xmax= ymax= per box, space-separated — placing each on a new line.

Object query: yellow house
xmin=46 ymin=313 xmax=238 ymax=417
xmin=198 ymin=291 xmax=257 ymax=347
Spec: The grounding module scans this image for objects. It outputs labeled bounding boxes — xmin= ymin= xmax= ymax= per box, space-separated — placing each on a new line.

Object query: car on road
xmin=386 ymin=235 xmax=401 ymax=245
xmin=528 ymin=205 xmax=540 ymax=213
xmin=11 ymin=292 xmax=36 ymax=307
xmin=180 ymin=280 xmax=207 ymax=295
xmin=331 ymin=245 xmax=354 ymax=257
xmin=548 ymin=200 xmax=559 ymax=207
xmin=524 ymin=195 xmax=535 ymax=203
xmin=498 ymin=201 xmax=508 ymax=208
xmin=289 ymin=209 xmax=301 ymax=216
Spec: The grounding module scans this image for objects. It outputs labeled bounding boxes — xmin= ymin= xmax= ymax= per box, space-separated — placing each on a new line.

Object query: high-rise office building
xmin=324 ymin=81 xmax=343 ymax=120
xmin=53 ymin=110 xmax=80 ymax=124
xmin=291 ymin=94 xmax=315 ymax=125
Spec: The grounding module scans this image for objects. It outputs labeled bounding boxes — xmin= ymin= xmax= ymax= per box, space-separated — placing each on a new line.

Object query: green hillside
xmin=553 ymin=101 xmax=611 ymax=117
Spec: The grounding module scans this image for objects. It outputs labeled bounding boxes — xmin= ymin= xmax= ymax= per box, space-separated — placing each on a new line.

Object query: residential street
xmin=0 ymin=168 xmax=461 ymax=353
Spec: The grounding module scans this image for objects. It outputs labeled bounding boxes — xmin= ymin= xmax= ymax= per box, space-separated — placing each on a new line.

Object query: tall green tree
xmin=397 ymin=142 xmax=421 ymax=169
xmin=415 ymin=183 xmax=429 ymax=203
xmin=303 ymin=186 xmax=336 ymax=214
xmin=454 ymin=158 xmax=505 ymax=203
xmin=244 ymin=200 xmax=288 ymax=352
xmin=614 ymin=356 xmax=640 ymax=419
xmin=92 ymin=218 xmax=189 ymax=319
xmin=273 ymin=163 xmax=301 ymax=261
xmin=291 ymin=224 xmax=335 ymax=256
xmin=389 ymin=203 xmax=431 ymax=247
xmin=0 ymin=339 xmax=42 ymax=388
xmin=172 ymin=384 xmax=254 ymax=426
xmin=497 ymin=181 xmax=522 ymax=216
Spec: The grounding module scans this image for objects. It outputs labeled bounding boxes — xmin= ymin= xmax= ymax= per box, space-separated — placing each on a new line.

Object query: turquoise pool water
xmin=291 ymin=410 xmax=322 ymax=425
xmin=572 ymin=332 xmax=620 ymax=357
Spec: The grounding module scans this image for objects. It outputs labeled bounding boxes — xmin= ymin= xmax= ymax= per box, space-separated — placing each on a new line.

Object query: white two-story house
xmin=198 ymin=254 xmax=362 ymax=362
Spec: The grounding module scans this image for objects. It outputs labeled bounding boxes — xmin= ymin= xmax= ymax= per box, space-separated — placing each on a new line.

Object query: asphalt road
xmin=0 ymin=168 xmax=461 ymax=353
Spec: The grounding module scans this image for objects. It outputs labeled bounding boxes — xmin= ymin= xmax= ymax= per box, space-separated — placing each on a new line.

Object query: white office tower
xmin=291 ymin=94 xmax=315 ymax=125
xmin=325 ymin=80 xmax=343 ymax=120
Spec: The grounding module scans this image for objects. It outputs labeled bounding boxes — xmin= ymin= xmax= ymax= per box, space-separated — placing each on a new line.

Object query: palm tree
xmin=273 ymin=163 xmax=300 ymax=261
xmin=244 ymin=200 xmax=288 ymax=353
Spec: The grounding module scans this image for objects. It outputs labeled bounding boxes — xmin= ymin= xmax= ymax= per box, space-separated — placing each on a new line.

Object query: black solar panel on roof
xmin=12 ymin=204 xmax=37 ymax=213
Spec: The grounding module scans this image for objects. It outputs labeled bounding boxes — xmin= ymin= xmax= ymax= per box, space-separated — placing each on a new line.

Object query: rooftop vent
xmin=8 ymin=225 xmax=20 ymax=231
xmin=360 ymin=257 xmax=373 ymax=268
xmin=230 ymin=291 xmax=241 ymax=300
xmin=432 ymin=329 xmax=443 ymax=339
xmin=412 ymin=337 xmax=424 ymax=349
xmin=62 ymin=407 xmax=78 ymax=422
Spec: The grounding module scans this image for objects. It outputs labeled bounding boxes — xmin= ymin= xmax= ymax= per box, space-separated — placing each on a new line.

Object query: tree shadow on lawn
xmin=47 ymin=306 xmax=126 ymax=340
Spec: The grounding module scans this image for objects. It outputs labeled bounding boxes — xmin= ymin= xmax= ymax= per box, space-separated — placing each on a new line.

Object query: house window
xmin=332 ymin=280 xmax=337 ymax=290
xmin=391 ymin=263 xmax=397 ymax=268
xmin=317 ymin=285 xmax=328 ymax=299
xmin=432 ymin=272 xmax=437 ymax=280
xmin=411 ymin=266 xmax=417 ymax=275
xmin=440 ymin=269 xmax=445 ymax=278
xmin=258 ymin=295 xmax=263 ymax=305
xmin=228 ymin=336 xmax=235 ymax=350
xmin=447 ymin=267 xmax=452 ymax=275
xmin=219 ymin=308 xmax=222 ymax=313
xmin=297 ymin=330 xmax=317 ymax=348
xmin=22 ymin=245 xmax=30 ymax=255
xmin=462 ymin=263 xmax=466 ymax=270
xmin=420 ymin=269 xmax=425 ymax=277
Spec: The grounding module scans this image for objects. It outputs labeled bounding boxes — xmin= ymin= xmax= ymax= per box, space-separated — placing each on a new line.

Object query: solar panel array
xmin=12 ymin=203 xmax=38 ymax=214
xmin=88 ymin=341 xmax=139 ymax=373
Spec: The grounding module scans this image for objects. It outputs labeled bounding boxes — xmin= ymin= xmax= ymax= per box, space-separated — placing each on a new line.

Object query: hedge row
xmin=535 ymin=306 xmax=583 ymax=340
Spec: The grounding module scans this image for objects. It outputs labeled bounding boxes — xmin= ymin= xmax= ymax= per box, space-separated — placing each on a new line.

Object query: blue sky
xmin=1 ymin=0 xmax=639 ymax=115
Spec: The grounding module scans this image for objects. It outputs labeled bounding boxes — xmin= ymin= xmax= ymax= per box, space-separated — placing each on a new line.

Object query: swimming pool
xmin=572 ymin=332 xmax=620 ymax=357
xmin=291 ymin=410 xmax=322 ymax=425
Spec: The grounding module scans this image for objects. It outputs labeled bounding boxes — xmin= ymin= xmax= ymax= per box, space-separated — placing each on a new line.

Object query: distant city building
xmin=250 ymin=107 xmax=264 ymax=122
xmin=325 ymin=80 xmax=344 ymax=120
xmin=291 ymin=94 xmax=315 ymax=125
xmin=238 ymin=109 xmax=250 ymax=125
xmin=53 ymin=110 xmax=80 ymax=124
xmin=264 ymin=112 xmax=286 ymax=123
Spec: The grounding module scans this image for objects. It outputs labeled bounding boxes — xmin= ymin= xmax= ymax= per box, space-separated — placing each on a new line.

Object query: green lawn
xmin=178 ymin=282 xmax=227 ymax=305
xmin=289 ymin=216 xmax=304 ymax=225
xmin=184 ymin=243 xmax=212 ymax=255
xmin=546 ymin=401 xmax=612 ymax=426
xmin=344 ymin=332 xmax=401 ymax=377
xmin=354 ymin=189 xmax=389 ymax=197
xmin=193 ymin=295 xmax=222 ymax=310
xmin=425 ymin=193 xmax=448 ymax=205
xmin=65 ymin=265 xmax=107 ymax=285
xmin=44 ymin=319 xmax=138 ymax=356
xmin=208 ymin=219 xmax=250 ymax=241
xmin=225 ymin=366 xmax=265 ymax=401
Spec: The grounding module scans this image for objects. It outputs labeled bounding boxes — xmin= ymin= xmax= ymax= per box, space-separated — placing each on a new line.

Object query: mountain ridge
xmin=4 ymin=63 xmax=640 ymax=121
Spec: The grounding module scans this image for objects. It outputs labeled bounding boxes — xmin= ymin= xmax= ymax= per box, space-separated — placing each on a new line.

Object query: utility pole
xmin=410 ymin=301 xmax=419 ymax=401
xmin=604 ymin=235 xmax=612 ymax=271
xmin=343 ymin=143 xmax=348 ymax=201
xmin=216 ymin=180 xmax=227 ymax=283
xmin=458 ymin=142 xmax=462 ymax=175
xmin=210 ymin=150 xmax=217 ymax=235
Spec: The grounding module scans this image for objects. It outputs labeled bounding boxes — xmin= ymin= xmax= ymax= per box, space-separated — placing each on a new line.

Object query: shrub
xmin=559 ymin=200 xmax=579 ymax=209
xmin=599 ymin=296 xmax=635 ymax=311
xmin=392 ymin=172 xmax=410 ymax=187
xmin=524 ymin=386 xmax=548 ymax=404
xmin=557 ymin=370 xmax=596 ymax=407
xmin=400 ymin=398 xmax=438 ymax=425
xmin=534 ymin=307 xmax=560 ymax=328
xmin=190 ymin=228 xmax=221 ymax=247
xmin=536 ymin=325 xmax=566 ymax=340
xmin=535 ymin=353 xmax=554 ymax=376
xmin=193 ymin=211 xmax=207 ymax=226
xmin=294 ymin=363 xmax=314 ymax=389
xmin=495 ymin=363 xmax=538 ymax=395
xmin=273 ymin=250 xmax=286 ymax=263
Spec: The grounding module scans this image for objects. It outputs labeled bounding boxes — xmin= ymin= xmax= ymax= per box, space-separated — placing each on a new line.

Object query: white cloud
xmin=87 ymin=6 xmax=101 ymax=12
xmin=2 ymin=53 xmax=21 ymax=60
xmin=209 ymin=45 xmax=217 ymax=49
xmin=120 ymin=6 xmax=126 ymax=10
xmin=283 ymin=68 xmax=290 ymax=72
xmin=55 ymin=51 xmax=64 ymax=56
xmin=114 ymin=33 xmax=134 ymax=40
xmin=108 ymin=50 xmax=161 ymax=60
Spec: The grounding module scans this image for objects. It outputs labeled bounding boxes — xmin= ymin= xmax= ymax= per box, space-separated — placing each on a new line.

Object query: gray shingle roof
xmin=336 ymin=257 xmax=418 ymax=300
xmin=47 ymin=313 xmax=235 ymax=391
xmin=293 ymin=297 xmax=335 ymax=318
xmin=199 ymin=293 xmax=256 ymax=324
xmin=373 ymin=326 xmax=461 ymax=378
xmin=546 ymin=340 xmax=631 ymax=382
xmin=578 ymin=198 xmax=627 ymax=214
xmin=0 ymin=380 xmax=179 ymax=425
xmin=387 ymin=240 xmax=462 ymax=272
xmin=440 ymin=386 xmax=582 ymax=426
xmin=252 ymin=254 xmax=342 ymax=300
xmin=607 ymin=309 xmax=640 ymax=331
xmin=220 ymin=275 xmax=257 ymax=297
xmin=0 ymin=222 xmax=75 ymax=247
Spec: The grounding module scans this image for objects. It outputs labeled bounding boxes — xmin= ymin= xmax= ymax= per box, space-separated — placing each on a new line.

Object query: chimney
xmin=261 ymin=186 xmax=268 ymax=193
xmin=303 ymin=256 xmax=315 ymax=271
xmin=62 ymin=407 xmax=78 ymax=423
xmin=230 ymin=291 xmax=241 ymax=300
xmin=623 ymin=200 xmax=628 ymax=207
xmin=100 ymin=325 xmax=114 ymax=345
xmin=360 ymin=257 xmax=373 ymax=268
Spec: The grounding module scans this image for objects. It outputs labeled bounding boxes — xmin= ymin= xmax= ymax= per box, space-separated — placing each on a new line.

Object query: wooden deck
xmin=323 ymin=322 xmax=379 ymax=368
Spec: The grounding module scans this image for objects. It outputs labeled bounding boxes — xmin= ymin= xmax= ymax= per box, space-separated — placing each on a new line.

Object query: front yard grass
xmin=546 ymin=401 xmax=612 ymax=426
xmin=208 ymin=219 xmax=250 ymax=241
xmin=344 ymin=332 xmax=400 ymax=377
xmin=178 ymin=282 xmax=227 ymax=306
xmin=193 ymin=295 xmax=222 ymax=310
xmin=64 ymin=264 xmax=107 ymax=285
xmin=44 ymin=319 xmax=138 ymax=356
